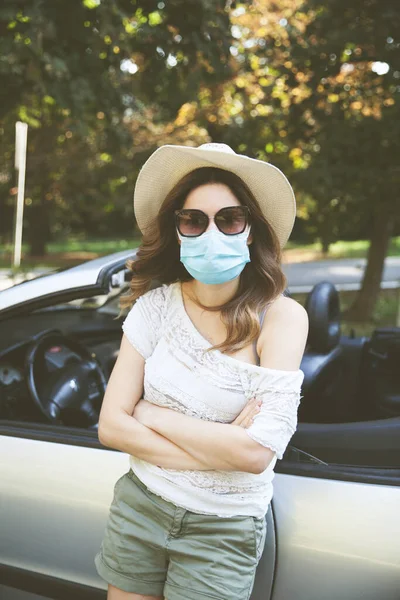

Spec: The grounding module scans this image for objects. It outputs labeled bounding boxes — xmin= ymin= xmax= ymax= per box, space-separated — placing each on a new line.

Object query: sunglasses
xmin=174 ymin=206 xmax=250 ymax=237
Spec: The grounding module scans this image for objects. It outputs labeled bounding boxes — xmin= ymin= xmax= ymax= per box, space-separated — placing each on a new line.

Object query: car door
xmin=1 ymin=430 xmax=399 ymax=600
xmin=267 ymin=445 xmax=400 ymax=600
xmin=0 ymin=252 xmax=274 ymax=600
xmin=0 ymin=425 xmax=277 ymax=600
xmin=1 ymin=255 xmax=399 ymax=600
xmin=0 ymin=253 xmax=136 ymax=600
xmin=0 ymin=426 xmax=128 ymax=599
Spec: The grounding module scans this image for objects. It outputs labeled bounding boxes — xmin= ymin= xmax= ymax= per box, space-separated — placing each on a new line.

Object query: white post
xmin=13 ymin=121 xmax=28 ymax=268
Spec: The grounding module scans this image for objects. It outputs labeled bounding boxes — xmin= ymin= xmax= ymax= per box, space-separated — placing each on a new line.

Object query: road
xmin=0 ymin=256 xmax=399 ymax=293
xmin=283 ymin=256 xmax=400 ymax=292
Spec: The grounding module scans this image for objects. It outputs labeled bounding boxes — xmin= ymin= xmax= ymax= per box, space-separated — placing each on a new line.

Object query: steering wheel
xmin=25 ymin=330 xmax=107 ymax=429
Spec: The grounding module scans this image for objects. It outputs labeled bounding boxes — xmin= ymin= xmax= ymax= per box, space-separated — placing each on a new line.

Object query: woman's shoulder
xmin=133 ymin=281 xmax=179 ymax=320
xmin=263 ymin=294 xmax=308 ymax=326
xmin=257 ymin=295 xmax=309 ymax=372
xmin=122 ymin=282 xmax=178 ymax=356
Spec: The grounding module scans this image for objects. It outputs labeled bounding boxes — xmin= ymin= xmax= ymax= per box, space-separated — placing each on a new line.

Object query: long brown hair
xmin=120 ymin=167 xmax=288 ymax=353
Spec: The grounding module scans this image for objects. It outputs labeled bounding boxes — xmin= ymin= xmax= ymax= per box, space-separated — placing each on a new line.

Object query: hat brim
xmin=133 ymin=145 xmax=296 ymax=249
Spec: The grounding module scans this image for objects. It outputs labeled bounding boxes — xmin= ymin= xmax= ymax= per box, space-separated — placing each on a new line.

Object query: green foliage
xmin=0 ymin=0 xmax=233 ymax=254
xmin=280 ymin=0 xmax=400 ymax=230
xmin=0 ymin=0 xmax=399 ymax=263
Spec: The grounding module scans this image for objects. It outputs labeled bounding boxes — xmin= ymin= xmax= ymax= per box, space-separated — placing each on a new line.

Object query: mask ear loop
xmin=239 ymin=223 xmax=251 ymax=239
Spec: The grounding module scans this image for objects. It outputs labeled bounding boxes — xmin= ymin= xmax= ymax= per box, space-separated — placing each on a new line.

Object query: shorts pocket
xmin=97 ymin=476 xmax=169 ymax=585
xmin=251 ymin=516 xmax=267 ymax=561
xmin=111 ymin=473 xmax=128 ymax=504
xmin=115 ymin=473 xmax=127 ymax=492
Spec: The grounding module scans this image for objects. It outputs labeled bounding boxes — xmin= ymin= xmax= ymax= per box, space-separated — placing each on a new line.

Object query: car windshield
xmin=0 ymin=267 xmax=66 ymax=291
xmin=32 ymin=284 xmax=130 ymax=316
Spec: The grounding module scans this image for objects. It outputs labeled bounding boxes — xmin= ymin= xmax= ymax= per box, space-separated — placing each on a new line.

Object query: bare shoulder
xmin=270 ymin=294 xmax=309 ymax=322
xmin=258 ymin=295 xmax=309 ymax=371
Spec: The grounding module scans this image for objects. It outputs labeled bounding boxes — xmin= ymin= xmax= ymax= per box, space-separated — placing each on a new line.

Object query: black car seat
xmin=294 ymin=281 xmax=348 ymax=423
xmin=361 ymin=327 xmax=400 ymax=418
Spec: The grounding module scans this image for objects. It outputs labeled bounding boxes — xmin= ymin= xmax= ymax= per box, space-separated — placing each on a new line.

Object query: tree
xmin=175 ymin=0 xmax=400 ymax=321
xmin=273 ymin=0 xmax=400 ymax=320
xmin=0 ymin=0 xmax=233 ymax=255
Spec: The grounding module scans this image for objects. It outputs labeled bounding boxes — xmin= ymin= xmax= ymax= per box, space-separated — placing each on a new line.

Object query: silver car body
xmin=0 ymin=252 xmax=399 ymax=600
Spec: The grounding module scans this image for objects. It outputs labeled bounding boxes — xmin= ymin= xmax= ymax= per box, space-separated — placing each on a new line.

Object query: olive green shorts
xmin=94 ymin=469 xmax=267 ymax=600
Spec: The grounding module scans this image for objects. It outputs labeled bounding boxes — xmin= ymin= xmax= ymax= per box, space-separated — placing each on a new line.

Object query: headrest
xmin=304 ymin=281 xmax=341 ymax=353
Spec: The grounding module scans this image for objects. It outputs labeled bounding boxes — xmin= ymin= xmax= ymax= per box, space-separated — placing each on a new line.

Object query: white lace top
xmin=122 ymin=281 xmax=304 ymax=518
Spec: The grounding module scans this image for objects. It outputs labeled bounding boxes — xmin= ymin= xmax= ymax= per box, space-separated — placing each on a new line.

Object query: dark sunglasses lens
xmin=177 ymin=211 xmax=208 ymax=236
xmin=215 ymin=207 xmax=248 ymax=234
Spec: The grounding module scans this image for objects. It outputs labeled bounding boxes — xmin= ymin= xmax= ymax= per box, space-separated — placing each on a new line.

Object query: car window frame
xmin=0 ymin=420 xmax=399 ymax=489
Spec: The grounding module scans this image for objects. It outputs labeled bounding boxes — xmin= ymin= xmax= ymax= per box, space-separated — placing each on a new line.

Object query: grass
xmin=0 ymin=238 xmax=140 ymax=271
xmin=291 ymin=288 xmax=400 ymax=336
xmin=1 ymin=235 xmax=399 ymax=270
xmin=283 ymin=235 xmax=400 ymax=263
xmin=1 ymin=234 xmax=398 ymax=271
xmin=47 ymin=238 xmax=139 ymax=253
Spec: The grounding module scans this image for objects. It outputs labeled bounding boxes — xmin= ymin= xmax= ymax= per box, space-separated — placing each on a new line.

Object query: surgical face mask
xmin=177 ymin=226 xmax=251 ymax=285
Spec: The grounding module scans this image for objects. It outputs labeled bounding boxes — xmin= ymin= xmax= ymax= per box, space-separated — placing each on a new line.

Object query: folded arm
xmin=134 ymin=401 xmax=273 ymax=474
xmin=98 ymin=335 xmax=212 ymax=470
xmin=98 ymin=334 xmax=261 ymax=471
xmin=134 ymin=297 xmax=309 ymax=472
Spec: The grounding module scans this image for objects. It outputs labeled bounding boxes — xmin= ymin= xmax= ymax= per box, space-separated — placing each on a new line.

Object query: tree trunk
xmin=27 ymin=196 xmax=50 ymax=257
xmin=321 ymin=238 xmax=330 ymax=254
xmin=343 ymin=204 xmax=394 ymax=322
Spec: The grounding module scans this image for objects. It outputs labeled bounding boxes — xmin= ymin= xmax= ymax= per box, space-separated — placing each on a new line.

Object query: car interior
xmin=0 ymin=278 xmax=399 ymax=469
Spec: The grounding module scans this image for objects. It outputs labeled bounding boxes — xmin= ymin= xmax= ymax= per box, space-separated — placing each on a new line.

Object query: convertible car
xmin=0 ymin=250 xmax=399 ymax=600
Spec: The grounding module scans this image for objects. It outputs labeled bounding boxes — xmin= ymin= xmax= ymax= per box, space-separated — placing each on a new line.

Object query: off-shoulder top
xmin=122 ymin=281 xmax=304 ymax=518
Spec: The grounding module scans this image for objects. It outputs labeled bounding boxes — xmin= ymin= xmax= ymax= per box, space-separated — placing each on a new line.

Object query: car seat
xmin=295 ymin=281 xmax=348 ymax=423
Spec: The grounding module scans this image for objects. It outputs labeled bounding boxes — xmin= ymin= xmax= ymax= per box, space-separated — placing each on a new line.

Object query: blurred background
xmin=0 ymin=0 xmax=399 ymax=334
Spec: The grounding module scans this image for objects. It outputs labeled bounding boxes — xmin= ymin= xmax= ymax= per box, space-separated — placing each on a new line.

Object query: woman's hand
xmin=135 ymin=397 xmax=261 ymax=431
xmin=231 ymin=398 xmax=262 ymax=429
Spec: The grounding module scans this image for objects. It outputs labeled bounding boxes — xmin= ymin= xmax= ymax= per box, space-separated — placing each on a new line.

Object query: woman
xmin=95 ymin=143 xmax=309 ymax=600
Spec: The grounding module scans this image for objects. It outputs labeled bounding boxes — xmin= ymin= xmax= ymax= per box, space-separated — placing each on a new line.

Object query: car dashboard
xmin=0 ymin=307 xmax=123 ymax=423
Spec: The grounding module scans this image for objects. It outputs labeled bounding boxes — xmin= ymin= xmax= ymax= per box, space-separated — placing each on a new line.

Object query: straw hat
xmin=133 ymin=142 xmax=297 ymax=249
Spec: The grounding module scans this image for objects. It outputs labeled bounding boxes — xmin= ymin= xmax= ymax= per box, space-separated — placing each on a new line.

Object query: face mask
xmin=178 ymin=226 xmax=251 ymax=285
